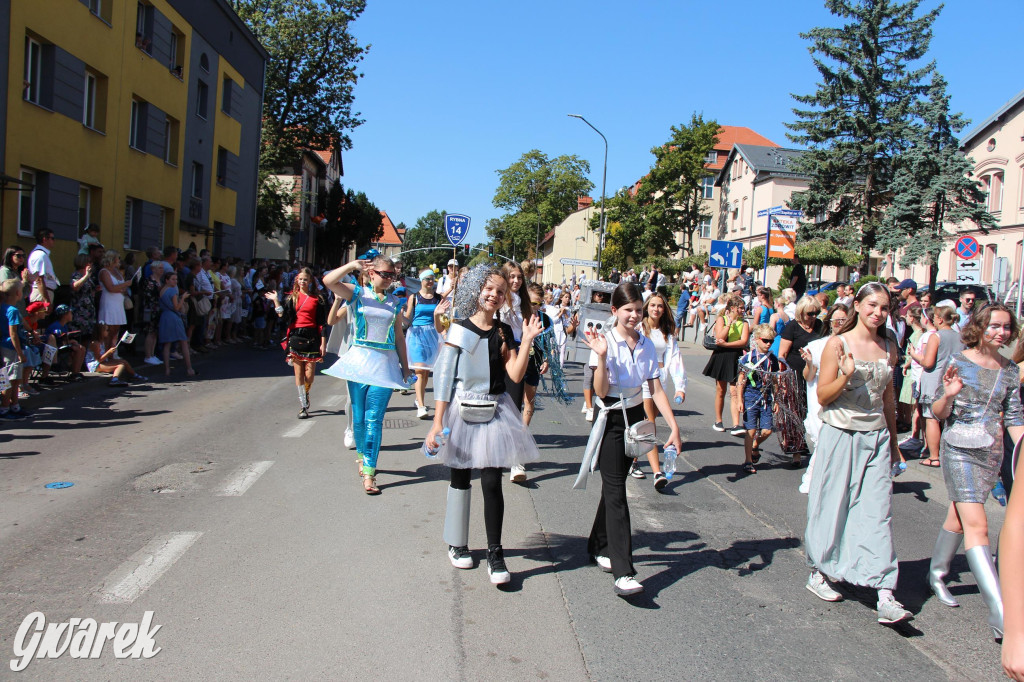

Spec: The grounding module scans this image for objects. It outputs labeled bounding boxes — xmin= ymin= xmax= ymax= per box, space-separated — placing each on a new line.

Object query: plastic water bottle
xmin=663 ymin=445 xmax=679 ymax=480
xmin=890 ymin=461 xmax=907 ymax=478
xmin=423 ymin=428 xmax=450 ymax=459
xmin=674 ymin=395 xmax=683 ymax=405
xmin=993 ymin=480 xmax=1008 ymax=506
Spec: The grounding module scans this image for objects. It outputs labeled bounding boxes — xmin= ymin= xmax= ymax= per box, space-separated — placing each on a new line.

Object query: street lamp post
xmin=568 ymin=114 xmax=607 ymax=280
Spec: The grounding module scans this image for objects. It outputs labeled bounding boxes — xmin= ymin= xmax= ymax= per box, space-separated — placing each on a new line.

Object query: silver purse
xmin=943 ymin=366 xmax=1000 ymax=450
xmin=459 ymin=399 xmax=497 ymax=424
xmin=620 ymin=393 xmax=657 ymax=459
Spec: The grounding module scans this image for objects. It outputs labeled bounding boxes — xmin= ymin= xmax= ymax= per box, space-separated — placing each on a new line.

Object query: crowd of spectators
xmin=0 ymin=226 xmax=329 ymax=420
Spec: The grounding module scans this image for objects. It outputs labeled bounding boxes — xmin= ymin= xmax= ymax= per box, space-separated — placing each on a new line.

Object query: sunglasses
xmin=372 ymin=270 xmax=396 ymax=280
xmin=12 ymin=253 xmax=24 ymax=258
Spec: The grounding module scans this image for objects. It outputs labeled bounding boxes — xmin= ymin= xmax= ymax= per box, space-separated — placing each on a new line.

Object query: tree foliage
xmin=786 ymin=0 xmax=940 ymax=266
xmin=236 ymin=0 xmax=369 ymax=169
xmin=747 ymin=239 xmax=862 ymax=268
xmin=255 ymin=171 xmax=296 ymax=239
xmin=397 ymin=210 xmax=459 ymax=273
xmin=634 ymin=114 xmax=720 ymax=258
xmin=880 ymin=73 xmax=995 ymax=287
xmin=488 ymin=150 xmax=594 ymax=259
xmin=315 ymin=183 xmax=382 ymax=266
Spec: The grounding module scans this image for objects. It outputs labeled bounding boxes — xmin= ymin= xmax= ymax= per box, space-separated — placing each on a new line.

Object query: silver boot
xmin=927 ymin=529 xmax=963 ymax=607
xmin=443 ymin=486 xmax=471 ymax=548
xmin=965 ymin=545 xmax=1004 ymax=638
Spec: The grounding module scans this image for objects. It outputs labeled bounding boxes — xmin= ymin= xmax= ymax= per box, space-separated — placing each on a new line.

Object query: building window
xmin=196 ymin=80 xmax=208 ymax=119
xmin=83 ymin=72 xmax=97 ymax=128
xmin=168 ymin=31 xmax=178 ymax=71
xmin=24 ymin=37 xmax=42 ymax=104
xmin=163 ymin=117 xmax=178 ymax=164
xmin=222 ymin=78 xmax=233 ymax=115
xmin=982 ymin=172 xmax=1004 ymax=213
xmin=705 ymin=151 xmax=718 ymax=165
xmin=199 ymin=53 xmax=209 ymax=72
xmin=123 ymin=198 xmax=134 ymax=249
xmin=217 ymin=148 xmax=227 ymax=186
xmin=701 ymin=176 xmax=714 ymax=200
xmin=135 ymin=2 xmax=152 ymax=53
xmin=79 ymin=185 xmax=92 ymax=232
xmin=88 ymin=0 xmax=101 ymax=15
xmin=158 ymin=207 xmax=166 ymax=246
xmin=699 ymin=218 xmax=712 ymax=239
xmin=18 ymin=169 xmax=36 ymax=236
xmin=191 ymin=162 xmax=204 ymax=198
xmin=129 ymin=98 xmax=143 ymax=149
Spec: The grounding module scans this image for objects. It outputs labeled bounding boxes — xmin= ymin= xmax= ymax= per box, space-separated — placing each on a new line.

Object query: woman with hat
xmin=406 ymin=270 xmax=443 ymax=419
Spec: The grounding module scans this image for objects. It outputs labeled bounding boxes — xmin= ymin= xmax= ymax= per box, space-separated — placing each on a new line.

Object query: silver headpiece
xmin=453 ymin=265 xmax=502 ymax=320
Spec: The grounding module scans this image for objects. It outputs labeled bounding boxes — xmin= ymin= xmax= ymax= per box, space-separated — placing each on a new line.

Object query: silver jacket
xmin=433 ymin=322 xmax=494 ymax=401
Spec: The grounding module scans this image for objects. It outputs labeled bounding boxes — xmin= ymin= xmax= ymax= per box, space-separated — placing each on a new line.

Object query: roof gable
xmin=961 ymin=87 xmax=1024 ymax=149
xmin=374 ymin=210 xmax=403 ymax=245
xmin=715 ymin=144 xmax=808 ymax=185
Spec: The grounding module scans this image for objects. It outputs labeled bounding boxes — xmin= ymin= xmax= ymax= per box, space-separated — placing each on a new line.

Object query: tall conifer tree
xmin=786 ymin=0 xmax=941 ymax=268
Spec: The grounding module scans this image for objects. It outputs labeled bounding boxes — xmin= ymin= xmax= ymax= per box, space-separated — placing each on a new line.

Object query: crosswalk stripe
xmin=96 ymin=532 xmax=202 ymax=604
xmin=216 ymin=461 xmax=275 ymax=496
xmin=282 ymin=420 xmax=315 ymax=438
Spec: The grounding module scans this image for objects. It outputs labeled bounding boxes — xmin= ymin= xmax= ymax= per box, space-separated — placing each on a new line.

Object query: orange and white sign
xmin=768 ymin=214 xmax=797 ymax=260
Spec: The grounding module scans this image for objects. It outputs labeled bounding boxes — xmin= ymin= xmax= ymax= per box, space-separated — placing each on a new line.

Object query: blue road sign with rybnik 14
xmin=710 ymin=240 xmax=744 ymax=269
xmin=444 ymin=214 xmax=471 ymax=246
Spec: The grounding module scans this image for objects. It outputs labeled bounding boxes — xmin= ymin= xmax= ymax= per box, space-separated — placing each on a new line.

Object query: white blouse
xmin=589 ymin=327 xmax=660 ymax=391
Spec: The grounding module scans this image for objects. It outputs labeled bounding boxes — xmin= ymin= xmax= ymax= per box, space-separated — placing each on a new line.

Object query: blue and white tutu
xmin=407 ymin=325 xmax=441 ymax=370
xmin=322 ymin=345 xmax=407 ymax=389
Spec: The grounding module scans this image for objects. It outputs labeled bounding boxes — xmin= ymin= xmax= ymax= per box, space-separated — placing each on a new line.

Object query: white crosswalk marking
xmin=323 ymin=394 xmax=346 ymax=408
xmin=96 ymin=532 xmax=202 ymax=604
xmin=216 ymin=461 xmax=275 ymax=496
xmin=282 ymin=420 xmax=315 ymax=438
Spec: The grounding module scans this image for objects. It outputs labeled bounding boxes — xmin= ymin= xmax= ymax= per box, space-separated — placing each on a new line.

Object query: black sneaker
xmin=448 ymin=545 xmax=472 ymax=569
xmin=712 ymin=421 xmax=725 ymax=432
xmin=730 ymin=426 xmax=746 ymax=437
xmin=486 ymin=545 xmax=511 ymax=584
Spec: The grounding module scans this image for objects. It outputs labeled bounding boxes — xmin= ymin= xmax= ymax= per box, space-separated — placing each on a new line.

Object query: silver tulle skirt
xmin=407 ymin=324 xmax=441 ymax=370
xmin=322 ymin=345 xmax=407 ymax=390
xmin=439 ymin=392 xmax=541 ymax=469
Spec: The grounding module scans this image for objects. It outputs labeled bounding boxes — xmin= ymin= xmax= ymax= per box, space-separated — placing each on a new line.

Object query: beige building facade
xmin=539 ymin=198 xmax=599 ymax=284
xmin=891 ymin=88 xmax=1024 ymax=298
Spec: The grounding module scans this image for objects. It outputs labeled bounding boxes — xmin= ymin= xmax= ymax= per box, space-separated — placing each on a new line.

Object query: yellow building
xmin=1 ymin=0 xmax=266 ymax=278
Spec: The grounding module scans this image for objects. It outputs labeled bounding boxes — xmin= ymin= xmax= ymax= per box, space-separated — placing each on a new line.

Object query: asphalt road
xmin=0 ymin=338 xmax=1009 ymax=681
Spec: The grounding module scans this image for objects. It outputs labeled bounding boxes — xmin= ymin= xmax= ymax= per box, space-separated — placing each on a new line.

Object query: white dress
xmin=98 ymin=269 xmax=127 ymax=326
xmin=322 ymin=285 xmax=407 ymax=389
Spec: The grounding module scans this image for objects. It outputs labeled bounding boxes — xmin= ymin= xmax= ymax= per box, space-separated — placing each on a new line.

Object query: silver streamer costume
xmin=938 ymin=352 xmax=1024 ymax=503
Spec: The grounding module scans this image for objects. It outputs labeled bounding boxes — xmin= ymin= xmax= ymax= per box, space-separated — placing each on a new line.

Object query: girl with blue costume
xmin=323 ymin=255 xmax=413 ymax=495
xmin=405 ymin=269 xmax=445 ymax=420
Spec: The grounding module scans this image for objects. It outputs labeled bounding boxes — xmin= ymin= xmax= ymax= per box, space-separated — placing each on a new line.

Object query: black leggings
xmin=450 ymin=467 xmax=504 ymax=546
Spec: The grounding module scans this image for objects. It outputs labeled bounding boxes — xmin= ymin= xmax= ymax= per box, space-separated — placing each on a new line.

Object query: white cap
xmin=447 ymin=259 xmax=458 ymax=265
xmin=935 ymin=299 xmax=957 ymax=310
xmin=746 ymin=267 xmax=755 ymax=274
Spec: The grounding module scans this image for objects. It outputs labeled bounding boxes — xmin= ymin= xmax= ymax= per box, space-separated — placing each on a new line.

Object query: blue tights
xmin=348 ymin=381 xmax=394 ymax=475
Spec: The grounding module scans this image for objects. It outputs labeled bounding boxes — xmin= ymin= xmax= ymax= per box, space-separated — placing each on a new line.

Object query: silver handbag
xmin=459 ymin=399 xmax=497 ymax=424
xmin=620 ymin=393 xmax=657 ymax=459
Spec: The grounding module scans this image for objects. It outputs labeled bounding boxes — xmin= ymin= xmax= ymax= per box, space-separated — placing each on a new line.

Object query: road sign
xmin=444 ymin=214 xmax=470 ymax=246
xmin=955 ymin=235 xmax=980 ymax=260
xmin=559 ymin=258 xmax=599 ymax=268
xmin=956 ymin=257 xmax=981 ymax=284
xmin=756 ymin=206 xmax=801 ymax=218
xmin=767 ymin=214 xmax=798 ymax=259
xmin=710 ymin=240 xmax=744 ymax=269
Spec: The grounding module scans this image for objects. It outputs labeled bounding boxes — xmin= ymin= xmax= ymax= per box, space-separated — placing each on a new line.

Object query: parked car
xmin=806 ymin=280 xmax=844 ymax=296
xmin=919 ymin=282 xmax=995 ymax=305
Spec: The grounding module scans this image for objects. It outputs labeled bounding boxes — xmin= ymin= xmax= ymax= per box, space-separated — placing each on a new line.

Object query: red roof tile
xmin=707 ymin=126 xmax=779 ymax=169
xmin=375 ymin=210 xmax=403 ymax=245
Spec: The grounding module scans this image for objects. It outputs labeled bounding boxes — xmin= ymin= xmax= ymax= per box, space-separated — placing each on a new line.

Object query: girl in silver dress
xmin=927 ymin=304 xmax=1024 ymax=639
xmin=803 ymin=283 xmax=912 ymax=625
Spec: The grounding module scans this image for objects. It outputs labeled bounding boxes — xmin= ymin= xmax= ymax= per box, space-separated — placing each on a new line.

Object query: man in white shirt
xmin=438 ymin=259 xmax=458 ymax=297
xmin=27 ymin=228 xmax=59 ymax=304
xmin=835 ymin=284 xmax=854 ymax=308
xmin=954 ymin=288 xmax=977 ymax=331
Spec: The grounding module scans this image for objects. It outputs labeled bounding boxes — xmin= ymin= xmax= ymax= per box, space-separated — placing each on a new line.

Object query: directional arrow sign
xmin=767 ymin=214 xmax=797 ymax=260
xmin=710 ymin=240 xmax=743 ymax=269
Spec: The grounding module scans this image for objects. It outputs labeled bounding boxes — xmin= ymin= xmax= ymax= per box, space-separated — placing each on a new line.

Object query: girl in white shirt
xmin=577 ymin=283 xmax=682 ymax=597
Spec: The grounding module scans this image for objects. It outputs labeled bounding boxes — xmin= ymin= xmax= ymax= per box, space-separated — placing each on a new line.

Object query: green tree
xmin=398 ymin=209 xmax=456 ymax=273
xmin=235 ymin=0 xmax=369 ymax=169
xmin=316 ymin=184 xmax=382 ymax=265
xmin=634 ymin=114 xmax=720 ymax=258
xmin=489 ymin=150 xmax=594 ymax=258
xmin=880 ymin=73 xmax=995 ymax=288
xmin=255 ymin=171 xmax=296 ymax=238
xmin=786 ymin=0 xmax=941 ymax=267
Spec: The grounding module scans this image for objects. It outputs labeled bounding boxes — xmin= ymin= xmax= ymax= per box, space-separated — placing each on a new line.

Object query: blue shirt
xmin=47 ymin=321 xmax=68 ymax=337
xmin=1 ymin=304 xmax=21 ymax=349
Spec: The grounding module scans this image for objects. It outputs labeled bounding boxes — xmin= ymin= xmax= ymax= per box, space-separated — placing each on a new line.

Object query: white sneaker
xmin=448 ymin=545 xmax=473 ymax=569
xmin=806 ymin=570 xmax=842 ymax=602
xmin=876 ymin=595 xmax=912 ymax=624
xmin=591 ymin=554 xmax=612 ymax=572
xmin=614 ymin=575 xmax=643 ymax=596
xmin=581 ymin=402 xmax=588 ymax=414
xmin=416 ymin=404 xmax=429 ymax=419
xmin=144 ymin=356 xmax=163 ymax=366
xmin=510 ymin=465 xmax=527 ymax=483
xmin=585 ymin=408 xmax=594 ymax=422
xmin=344 ymin=428 xmax=355 ymax=449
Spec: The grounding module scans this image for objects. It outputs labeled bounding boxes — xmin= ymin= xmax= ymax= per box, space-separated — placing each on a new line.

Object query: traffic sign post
xmin=709 ymin=240 xmax=744 ymax=269
xmin=759 ymin=207 xmax=801 ymax=284
xmin=559 ymin=257 xmax=599 ymax=268
xmin=956 ymin=257 xmax=981 ymax=285
xmin=444 ymin=214 xmax=471 ymax=247
xmin=955 ymin=235 xmax=980 ymax=260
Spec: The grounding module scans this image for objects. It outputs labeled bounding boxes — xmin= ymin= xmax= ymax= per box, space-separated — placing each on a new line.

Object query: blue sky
xmin=342 ymin=0 xmax=1023 ymax=247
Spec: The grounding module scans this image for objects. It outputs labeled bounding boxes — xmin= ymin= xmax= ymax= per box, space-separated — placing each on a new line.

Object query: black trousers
xmin=1003 ymin=430 xmax=1018 ymax=498
xmin=450 ymin=467 xmax=504 ymax=546
xmin=588 ymin=403 xmax=645 ymax=579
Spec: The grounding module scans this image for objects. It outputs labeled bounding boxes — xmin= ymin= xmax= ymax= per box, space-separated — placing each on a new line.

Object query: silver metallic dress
xmin=939 ymin=353 xmax=1023 ymax=503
